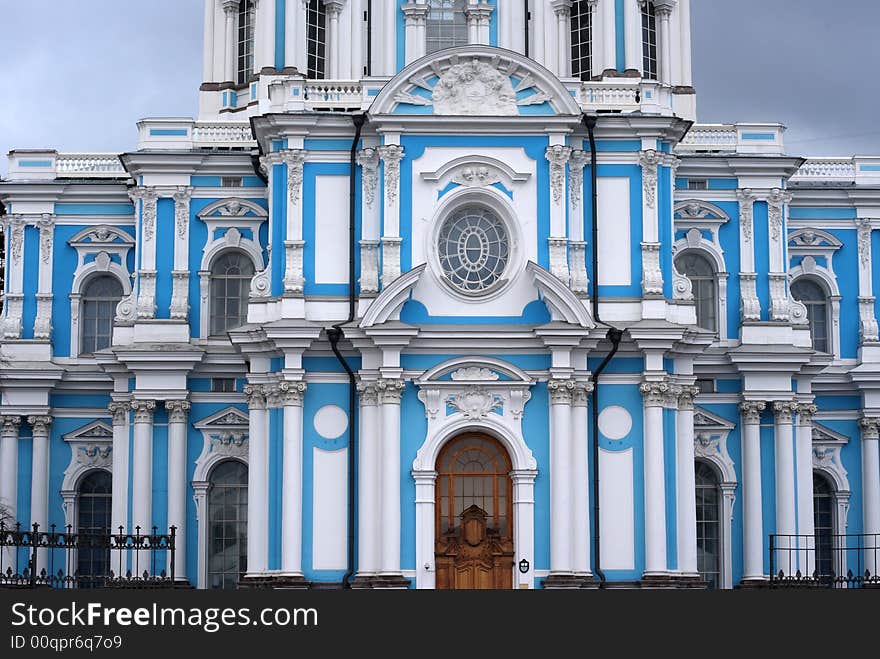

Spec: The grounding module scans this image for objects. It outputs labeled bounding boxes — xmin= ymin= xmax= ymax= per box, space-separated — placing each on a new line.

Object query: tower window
xmin=791 ymin=278 xmax=830 ymax=353
xmin=426 ymin=0 xmax=468 ymax=54
xmin=306 ymin=0 xmax=327 ymax=79
xmin=675 ymin=251 xmax=719 ymax=334
xmin=81 ymin=275 xmax=124 ymax=355
xmin=237 ymin=0 xmax=256 ymax=85
xmin=641 ymin=1 xmax=658 ymax=80
xmin=571 ymin=1 xmax=594 ymax=80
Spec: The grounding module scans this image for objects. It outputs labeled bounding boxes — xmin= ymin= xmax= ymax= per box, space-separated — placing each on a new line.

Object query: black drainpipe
xmin=583 ymin=114 xmax=622 ymax=589
xmin=329 ymin=112 xmax=367 ymax=589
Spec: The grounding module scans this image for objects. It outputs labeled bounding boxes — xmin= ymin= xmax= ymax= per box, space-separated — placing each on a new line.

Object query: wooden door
xmin=435 ymin=434 xmax=514 ymax=590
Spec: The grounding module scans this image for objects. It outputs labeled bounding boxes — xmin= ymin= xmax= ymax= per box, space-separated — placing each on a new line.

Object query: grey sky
xmin=2 ymin=0 xmax=879 ymax=176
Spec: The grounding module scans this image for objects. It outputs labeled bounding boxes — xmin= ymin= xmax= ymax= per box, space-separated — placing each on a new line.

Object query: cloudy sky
xmin=1 ymin=0 xmax=878 ymax=174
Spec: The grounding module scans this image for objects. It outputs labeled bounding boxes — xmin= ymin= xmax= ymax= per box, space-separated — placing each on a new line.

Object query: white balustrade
xmin=56 ymin=153 xmax=126 ymax=177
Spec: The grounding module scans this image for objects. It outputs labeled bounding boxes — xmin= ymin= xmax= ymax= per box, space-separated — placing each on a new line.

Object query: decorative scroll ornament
xmin=739 ymin=273 xmax=761 ymax=321
xmin=545 ymin=145 xmax=572 ymax=205
xmin=376 ymin=378 xmax=406 ymax=404
xmin=0 ymin=415 xmax=22 ymax=435
xmin=38 ymin=214 xmax=55 ymax=264
xmin=358 ymin=241 xmax=380 ymax=295
xmin=281 ymin=149 xmax=307 ymax=205
xmin=173 ymin=186 xmax=193 ymax=239
xmin=249 ymin=258 xmax=272 ymax=299
xmin=569 ymin=241 xmax=588 ymax=296
xmin=640 ymin=380 xmax=669 ymax=407
xmin=357 ymin=380 xmax=379 ymax=407
xmin=279 ymin=380 xmax=307 ymax=406
xmin=447 ymin=386 xmax=504 ymax=419
xmin=678 ymin=386 xmax=700 ymax=411
xmin=130 ymin=400 xmax=156 ymax=423
xmin=737 ymin=189 xmax=756 ymax=242
xmin=739 ymin=400 xmax=766 ymax=424
xmin=244 ymin=384 xmax=267 ymax=410
xmin=571 ymin=381 xmax=595 ymax=406
xmin=451 ymin=367 xmax=499 ymax=381
xmin=108 ymin=402 xmax=131 ymax=425
xmin=131 ymin=187 xmax=159 ymax=241
xmin=639 ymin=150 xmax=661 ymax=209
xmin=431 ymin=58 xmax=518 ymax=116
xmin=859 ymin=416 xmax=880 ymax=440
xmin=859 ymin=296 xmax=880 ymax=344
xmin=772 ymin=400 xmax=799 ymax=424
xmin=283 ymin=240 xmax=306 ymax=295
xmin=768 ymin=273 xmax=790 ymax=322
xmin=672 ymin=260 xmax=694 ymax=301
xmin=33 ymin=294 xmax=53 ymax=340
xmin=166 ymin=400 xmax=191 ymax=423
xmin=797 ymin=403 xmax=818 ymax=425
xmin=135 ymin=270 xmax=157 ymax=319
xmin=27 ymin=415 xmax=52 ymax=436
xmin=568 ymin=150 xmax=589 ymax=209
xmin=548 ymin=237 xmax=570 ymax=285
xmin=378 ymin=145 xmax=405 ymax=205
xmin=356 ymin=148 xmax=380 ymax=208
xmin=767 ymin=188 xmax=791 ymax=242
xmin=170 ymin=271 xmax=190 ymax=320
xmin=641 ymin=242 xmax=664 ymax=296
xmin=857 ymin=218 xmax=872 ymax=267
xmin=115 ymin=286 xmax=137 ymax=323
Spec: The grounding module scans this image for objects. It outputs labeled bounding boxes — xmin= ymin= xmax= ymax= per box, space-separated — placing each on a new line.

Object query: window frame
xmin=74 ymin=469 xmax=113 ymax=588
xmin=570 ymin=0 xmax=594 ymax=81
xmin=790 ymin=276 xmax=832 ymax=355
xmin=426 ymin=0 xmax=469 ymax=55
xmin=306 ymin=0 xmax=327 ymax=79
xmin=675 ymin=249 xmax=720 ymax=335
xmin=79 ymin=274 xmax=125 ymax=357
xmin=695 ymin=460 xmax=723 ymax=589
xmin=206 ymin=459 xmax=249 ymax=590
xmin=236 ymin=0 xmax=256 ymax=85
xmin=208 ymin=250 xmax=256 ymax=338
xmin=640 ymin=0 xmax=658 ymax=80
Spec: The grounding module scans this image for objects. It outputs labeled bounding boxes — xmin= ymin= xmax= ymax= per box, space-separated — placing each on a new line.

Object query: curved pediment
xmin=370 ymin=45 xmax=581 ymax=117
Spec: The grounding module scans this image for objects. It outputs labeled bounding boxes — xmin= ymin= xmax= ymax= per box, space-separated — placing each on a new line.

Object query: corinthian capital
xmin=772 ymin=400 xmax=799 ymax=425
xmin=27 ymin=415 xmax=52 ymax=437
xmin=244 ymin=384 xmax=267 ymax=410
xmin=166 ymin=400 xmax=191 ymax=423
xmin=279 ymin=380 xmax=307 ymax=406
xmin=0 ymin=415 xmax=22 ymax=435
xmin=548 ymin=378 xmax=577 ymax=404
xmin=108 ymin=401 xmax=131 ymax=425
xmin=797 ymin=403 xmax=818 ymax=426
xmin=376 ymin=378 xmax=406 ymax=404
xmin=130 ymin=400 xmax=156 ymax=423
xmin=739 ymin=400 xmax=766 ymax=424
xmin=640 ymin=380 xmax=669 ymax=407
xmin=860 ymin=416 xmax=880 ymax=440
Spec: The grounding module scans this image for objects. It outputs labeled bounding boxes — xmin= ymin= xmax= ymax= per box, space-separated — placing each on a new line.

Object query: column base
xmin=542 ymin=573 xmax=598 ymax=589
xmin=170 ymin=578 xmax=194 ymax=589
xmin=237 ymin=573 xmax=310 ymax=590
xmin=640 ymin=573 xmax=708 ymax=589
xmin=736 ymin=577 xmax=770 ymax=590
xmin=349 ymin=574 xmax=411 ymax=590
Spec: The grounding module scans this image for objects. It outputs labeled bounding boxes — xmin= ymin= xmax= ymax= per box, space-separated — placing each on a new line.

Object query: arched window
xmin=641 ymin=1 xmax=658 ymax=80
xmin=237 ymin=0 xmax=256 ymax=85
xmin=695 ymin=461 xmax=721 ymax=589
xmin=306 ymin=0 xmax=327 ymax=79
xmin=77 ymin=470 xmax=112 ymax=587
xmin=571 ymin=1 xmax=594 ymax=80
xmin=675 ymin=252 xmax=718 ymax=333
xmin=813 ymin=472 xmax=835 ymax=577
xmin=210 ymin=252 xmax=255 ymax=335
xmin=426 ymin=0 xmax=468 ymax=54
xmin=791 ymin=278 xmax=829 ymax=353
xmin=207 ymin=460 xmax=248 ymax=590
xmin=81 ymin=275 xmax=123 ymax=355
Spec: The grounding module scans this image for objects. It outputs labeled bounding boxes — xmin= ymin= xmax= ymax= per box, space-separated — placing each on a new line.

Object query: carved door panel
xmin=436 ymin=505 xmax=513 ymax=590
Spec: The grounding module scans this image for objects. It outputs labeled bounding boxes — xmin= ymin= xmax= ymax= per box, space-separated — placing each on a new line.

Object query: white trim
xmin=789 ymin=272 xmax=840 ymax=359
xmin=673 ymin=233 xmax=728 ymax=342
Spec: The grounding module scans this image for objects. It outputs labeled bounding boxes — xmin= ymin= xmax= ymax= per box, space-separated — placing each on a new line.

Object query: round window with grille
xmin=437 ymin=206 xmax=510 ymax=295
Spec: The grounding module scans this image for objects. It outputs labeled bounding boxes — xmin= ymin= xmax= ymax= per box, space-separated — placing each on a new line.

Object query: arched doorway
xmin=434 ymin=433 xmax=514 ymax=589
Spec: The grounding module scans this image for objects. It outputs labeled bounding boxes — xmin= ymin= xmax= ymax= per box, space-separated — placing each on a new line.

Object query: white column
xmin=740 ymin=400 xmax=766 ymax=581
xmin=402 ymin=2 xmax=429 ymax=65
xmin=512 ymin=470 xmax=538 ymax=588
xmin=465 ymin=1 xmax=493 ymax=45
xmin=130 ymin=400 xmax=156 ymax=534
xmin=166 ymin=400 xmax=190 ymax=582
xmin=356 ymin=381 xmax=380 ymax=576
xmin=676 ymin=387 xmax=699 ymax=576
xmin=381 ymin=0 xmax=397 ymax=76
xmin=773 ymin=401 xmax=798 ymax=576
xmin=258 ymin=0 xmax=277 ymax=72
xmin=203 ymin=0 xmax=216 ymax=81
xmin=0 ymin=416 xmax=21 ymax=568
xmin=796 ymin=404 xmax=817 ymax=575
xmin=655 ymin=3 xmax=673 ymax=83
xmin=551 ymin=1 xmax=573 ymax=77
xmin=860 ymin=417 xmax=880 ymax=576
xmin=532 ymin=0 xmax=546 ymax=70
xmin=108 ymin=402 xmax=130 ymax=535
xmin=28 ymin=415 xmax=51 ymax=570
xmin=640 ymin=381 xmax=668 ymax=575
xmin=668 ymin=1 xmax=682 ymax=85
xmin=378 ymin=377 xmax=405 ymax=577
xmin=624 ymin=0 xmax=641 ymax=72
xmin=286 ymin=0 xmax=307 ymax=72
xmin=572 ymin=382 xmax=594 ymax=576
xmin=548 ymin=379 xmax=575 ymax=577
xmin=221 ymin=0 xmax=239 ymax=82
xmin=325 ymin=1 xmax=343 ymax=77
xmin=378 ymin=144 xmax=404 ymax=287
xmin=245 ymin=385 xmax=269 ymax=576
xmin=279 ymin=381 xmax=306 ymax=577
xmin=350 ymin=0 xmax=364 ymax=76
xmin=679 ymin=0 xmax=692 ymax=86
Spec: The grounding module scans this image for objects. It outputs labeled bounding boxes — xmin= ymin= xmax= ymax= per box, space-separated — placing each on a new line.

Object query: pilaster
xmin=281 ymin=149 xmax=307 ymax=295
xmin=546 ymin=145 xmax=572 ymax=285
xmin=740 ymin=400 xmax=766 ymax=581
xmin=378 ymin=144 xmax=405 ymax=287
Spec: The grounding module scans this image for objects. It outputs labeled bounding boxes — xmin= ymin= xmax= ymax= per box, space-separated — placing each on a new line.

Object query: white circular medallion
xmin=313 ymin=405 xmax=349 ymax=440
xmin=598 ymin=406 xmax=633 ymax=440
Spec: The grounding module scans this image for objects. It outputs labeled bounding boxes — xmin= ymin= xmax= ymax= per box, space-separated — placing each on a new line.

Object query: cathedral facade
xmin=1 ymin=0 xmax=878 ymax=590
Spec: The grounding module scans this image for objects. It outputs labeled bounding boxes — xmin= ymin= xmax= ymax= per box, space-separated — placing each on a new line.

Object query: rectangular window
xmin=695 ymin=379 xmax=716 ymax=394
xmin=687 ymin=179 xmax=708 ymax=191
xmin=237 ymin=0 xmax=256 ymax=85
xmin=306 ymin=0 xmax=327 ymax=79
xmin=211 ymin=378 xmax=236 ymax=393
xmin=571 ymin=1 xmax=593 ymax=80
xmin=426 ymin=0 xmax=468 ymax=54
xmin=641 ymin=1 xmax=658 ymax=80
xmin=222 ymin=176 xmax=243 ymax=188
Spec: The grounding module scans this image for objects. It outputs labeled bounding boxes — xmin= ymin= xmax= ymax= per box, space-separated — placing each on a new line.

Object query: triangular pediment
xmin=63 ymin=420 xmax=113 ymax=442
xmin=193 ymin=406 xmax=250 ymax=430
xmin=811 ymin=422 xmax=849 ymax=445
xmin=693 ymin=406 xmax=736 ymax=430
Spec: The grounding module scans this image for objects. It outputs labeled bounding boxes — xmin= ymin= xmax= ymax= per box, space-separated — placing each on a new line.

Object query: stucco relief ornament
xmin=447 ymin=387 xmax=504 ymax=419
xmin=639 ymin=150 xmax=661 ymax=209
xmin=431 ymin=58 xmax=518 ymax=116
xmin=737 ymin=189 xmax=756 ymax=242
xmin=452 ymin=166 xmax=501 ymax=188
xmin=568 ymin=150 xmax=589 ymax=209
xmin=767 ymin=189 xmax=790 ymax=242
xmin=211 ymin=433 xmax=248 ymax=459
xmin=9 ymin=215 xmax=25 ymax=262
xmin=218 ymin=200 xmax=248 ymax=216
xmin=356 ymin=148 xmax=380 ymax=208
xmin=282 ymin=149 xmax=307 ymax=205
xmin=77 ymin=445 xmax=112 ymax=469
xmin=173 ymin=187 xmax=192 ymax=239
xmin=546 ymin=145 xmax=572 ymax=205
xmin=451 ymin=367 xmax=499 ymax=381
xmin=38 ymin=214 xmax=55 ymax=264
xmin=857 ymin=218 xmax=872 ymax=267
xmin=378 ymin=145 xmax=404 ymax=205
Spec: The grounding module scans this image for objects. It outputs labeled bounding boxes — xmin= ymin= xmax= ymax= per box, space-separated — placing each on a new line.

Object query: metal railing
xmin=769 ymin=533 xmax=880 ymax=589
xmin=0 ymin=522 xmax=175 ymax=589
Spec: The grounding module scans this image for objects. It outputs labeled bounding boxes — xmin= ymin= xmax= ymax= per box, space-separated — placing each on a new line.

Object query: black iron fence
xmin=769 ymin=533 xmax=880 ymax=588
xmin=0 ymin=523 xmax=176 ymax=589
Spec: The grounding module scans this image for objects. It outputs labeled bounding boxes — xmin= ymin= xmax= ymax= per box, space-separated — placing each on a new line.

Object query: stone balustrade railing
xmin=192 ymin=122 xmax=256 ymax=148
xmin=791 ymin=157 xmax=858 ymax=182
xmin=677 ymin=123 xmax=786 ymax=155
xmin=56 ymin=153 xmax=127 ymax=177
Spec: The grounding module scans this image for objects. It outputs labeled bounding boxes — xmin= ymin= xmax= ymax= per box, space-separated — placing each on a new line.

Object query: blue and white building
xmin=1 ymin=0 xmax=879 ymax=590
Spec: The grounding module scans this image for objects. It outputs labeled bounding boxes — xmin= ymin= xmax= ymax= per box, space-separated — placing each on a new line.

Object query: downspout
xmin=329 ymin=112 xmax=367 ymax=589
xmin=583 ymin=114 xmax=622 ymax=588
